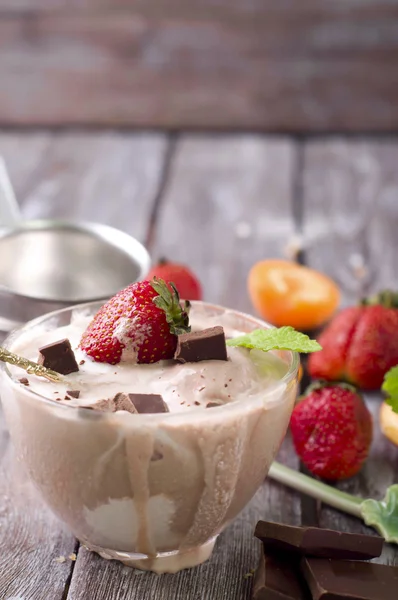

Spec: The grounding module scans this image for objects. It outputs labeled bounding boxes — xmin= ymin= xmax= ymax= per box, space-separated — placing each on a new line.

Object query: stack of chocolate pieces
xmin=253 ymin=521 xmax=397 ymax=600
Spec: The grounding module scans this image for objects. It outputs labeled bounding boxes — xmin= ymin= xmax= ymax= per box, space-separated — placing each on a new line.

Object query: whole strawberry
xmin=308 ymin=290 xmax=398 ymax=390
xmin=290 ymin=382 xmax=373 ymax=481
xmin=146 ymin=259 xmax=202 ymax=301
xmin=80 ymin=278 xmax=190 ymax=364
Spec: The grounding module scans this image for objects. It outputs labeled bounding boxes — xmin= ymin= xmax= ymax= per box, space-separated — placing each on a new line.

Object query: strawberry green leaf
xmin=151 ymin=277 xmax=191 ymax=336
xmin=226 ymin=326 xmax=321 ymax=354
xmin=382 ymin=366 xmax=398 ymax=414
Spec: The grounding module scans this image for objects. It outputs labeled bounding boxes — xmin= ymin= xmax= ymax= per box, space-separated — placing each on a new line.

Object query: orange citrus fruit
xmin=248 ymin=260 xmax=340 ymax=330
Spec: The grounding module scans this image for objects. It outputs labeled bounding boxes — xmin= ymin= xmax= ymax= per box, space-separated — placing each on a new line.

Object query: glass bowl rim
xmin=1 ymin=300 xmax=300 ymax=424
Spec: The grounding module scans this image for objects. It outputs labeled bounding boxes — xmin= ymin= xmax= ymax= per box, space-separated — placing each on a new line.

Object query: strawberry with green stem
xmin=80 ymin=277 xmax=190 ymax=364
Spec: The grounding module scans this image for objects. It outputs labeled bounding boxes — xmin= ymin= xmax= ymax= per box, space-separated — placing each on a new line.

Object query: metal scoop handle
xmin=0 ymin=156 xmax=22 ymax=228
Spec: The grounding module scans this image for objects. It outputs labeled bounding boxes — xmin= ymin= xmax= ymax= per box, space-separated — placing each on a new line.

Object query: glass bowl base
xmin=81 ymin=536 xmax=218 ymax=574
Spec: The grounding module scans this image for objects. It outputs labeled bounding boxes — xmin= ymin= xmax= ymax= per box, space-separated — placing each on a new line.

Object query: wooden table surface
xmin=0 ymin=131 xmax=398 ymax=599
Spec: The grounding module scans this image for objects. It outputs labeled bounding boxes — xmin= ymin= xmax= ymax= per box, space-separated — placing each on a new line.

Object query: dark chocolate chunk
xmin=38 ymin=339 xmax=79 ymax=375
xmin=81 ymin=398 xmax=115 ymax=412
xmin=301 ymin=557 xmax=398 ymax=600
xmin=174 ymin=326 xmax=227 ymax=363
xmin=80 ymin=393 xmax=168 ymax=414
xmin=206 ymin=401 xmax=223 ymax=408
xmin=127 ymin=393 xmax=169 ymax=414
xmin=254 ymin=521 xmax=383 ymax=561
xmin=113 ymin=392 xmax=138 ymax=414
xmin=19 ymin=377 xmax=29 ymax=386
xmin=66 ymin=390 xmax=80 ymax=399
xmin=82 ymin=394 xmax=136 ymax=414
xmin=253 ymin=546 xmax=310 ymax=599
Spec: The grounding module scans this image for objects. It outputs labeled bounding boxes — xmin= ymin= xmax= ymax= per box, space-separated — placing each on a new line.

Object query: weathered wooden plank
xmin=0 ymin=131 xmax=168 ymax=239
xmin=0 ymin=132 xmax=51 ymax=202
xmin=302 ymin=139 xmax=398 ymax=565
xmin=1 ymin=0 xmax=398 ymax=12
xmin=0 ymin=420 xmax=77 ymax=600
xmin=0 ymin=132 xmax=169 ymax=599
xmin=0 ymin=9 xmax=398 ymax=129
xmin=302 ymin=140 xmax=398 ymax=303
xmin=0 ymin=136 xmax=75 ymax=599
xmin=152 ymin=135 xmax=298 ymax=312
xmin=67 ymin=135 xmax=301 ymax=599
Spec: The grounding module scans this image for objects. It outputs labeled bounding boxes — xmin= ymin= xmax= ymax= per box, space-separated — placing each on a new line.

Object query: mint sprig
xmin=382 ymin=365 xmax=398 ymax=414
xmin=226 ymin=326 xmax=321 ymax=354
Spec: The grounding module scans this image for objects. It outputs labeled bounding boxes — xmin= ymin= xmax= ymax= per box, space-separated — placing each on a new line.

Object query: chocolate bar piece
xmin=113 ymin=393 xmax=138 ymax=413
xmin=174 ymin=326 xmax=227 ymax=363
xmin=301 ymin=557 xmax=398 ymax=600
xmin=80 ymin=395 xmax=136 ymax=414
xmin=66 ymin=389 xmax=80 ymax=399
xmin=253 ymin=546 xmax=310 ymax=599
xmin=127 ymin=393 xmax=169 ymax=414
xmin=254 ymin=521 xmax=383 ymax=560
xmin=79 ymin=398 xmax=114 ymax=412
xmin=81 ymin=393 xmax=168 ymax=414
xmin=38 ymin=339 xmax=79 ymax=375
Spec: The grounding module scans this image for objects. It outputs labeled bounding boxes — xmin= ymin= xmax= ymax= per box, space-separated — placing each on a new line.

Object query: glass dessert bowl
xmin=0 ymin=301 xmax=299 ymax=573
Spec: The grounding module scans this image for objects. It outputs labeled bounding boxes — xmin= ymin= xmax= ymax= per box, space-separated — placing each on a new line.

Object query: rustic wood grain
xmin=2 ymin=133 xmax=398 ymax=598
xmin=0 ymin=132 xmax=52 ymax=203
xmin=302 ymin=139 xmax=398 ymax=565
xmin=0 ymin=420 xmax=77 ymax=600
xmin=3 ymin=0 xmax=398 ymax=13
xmin=152 ymin=135 xmax=299 ymax=311
xmin=1 ymin=6 xmax=398 ymax=130
xmin=302 ymin=140 xmax=398 ymax=303
xmin=66 ymin=135 xmax=302 ymax=599
xmin=1 ymin=131 xmax=168 ymax=236
xmin=0 ymin=132 xmax=169 ymax=599
xmin=1 ymin=0 xmax=398 ymax=13
xmin=0 ymin=126 xmax=76 ymax=598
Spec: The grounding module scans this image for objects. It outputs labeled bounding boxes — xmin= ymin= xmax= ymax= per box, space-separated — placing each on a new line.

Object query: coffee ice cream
xmin=1 ymin=302 xmax=298 ymax=573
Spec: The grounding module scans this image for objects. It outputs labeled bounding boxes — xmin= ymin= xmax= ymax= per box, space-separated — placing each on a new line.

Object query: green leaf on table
xmin=361 ymin=485 xmax=398 ymax=545
xmin=382 ymin=366 xmax=398 ymax=414
xmin=226 ymin=326 xmax=321 ymax=354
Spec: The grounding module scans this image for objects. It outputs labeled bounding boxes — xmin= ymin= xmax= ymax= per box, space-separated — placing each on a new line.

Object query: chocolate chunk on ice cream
xmin=174 ymin=326 xmax=227 ymax=363
xmin=80 ymin=394 xmax=135 ymax=413
xmin=38 ymin=339 xmax=79 ymax=375
xmin=81 ymin=392 xmax=168 ymax=414
xmin=127 ymin=393 xmax=168 ymax=413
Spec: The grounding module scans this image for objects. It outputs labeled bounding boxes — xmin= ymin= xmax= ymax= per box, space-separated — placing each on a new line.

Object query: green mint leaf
xmin=382 ymin=366 xmax=398 ymax=414
xmin=361 ymin=484 xmax=398 ymax=545
xmin=226 ymin=326 xmax=321 ymax=354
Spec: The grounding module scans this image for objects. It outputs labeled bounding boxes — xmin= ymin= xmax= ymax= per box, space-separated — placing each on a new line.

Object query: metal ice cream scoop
xmin=0 ymin=157 xmax=150 ymax=331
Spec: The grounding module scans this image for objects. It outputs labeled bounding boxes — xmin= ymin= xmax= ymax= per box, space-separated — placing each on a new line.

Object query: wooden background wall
xmin=1 ymin=1 xmax=398 ymax=131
